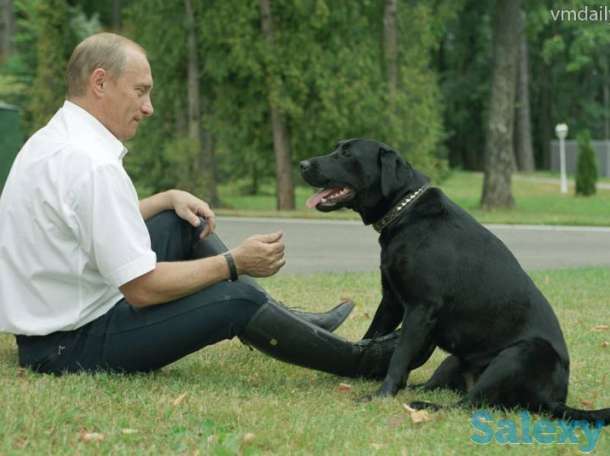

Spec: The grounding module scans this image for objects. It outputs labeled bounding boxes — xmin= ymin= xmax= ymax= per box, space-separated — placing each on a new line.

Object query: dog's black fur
xmin=300 ymin=138 xmax=609 ymax=425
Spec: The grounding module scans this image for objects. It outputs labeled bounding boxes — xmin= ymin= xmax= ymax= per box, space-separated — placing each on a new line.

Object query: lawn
xmin=216 ymin=172 xmax=610 ymax=227
xmin=1 ymin=268 xmax=608 ymax=454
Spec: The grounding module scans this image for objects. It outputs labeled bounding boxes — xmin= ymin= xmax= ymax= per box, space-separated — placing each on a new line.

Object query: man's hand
xmin=230 ymin=231 xmax=286 ymax=278
xmin=168 ymin=190 xmax=216 ymax=239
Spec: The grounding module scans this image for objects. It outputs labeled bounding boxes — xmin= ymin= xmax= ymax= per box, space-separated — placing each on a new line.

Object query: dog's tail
xmin=548 ymin=402 xmax=610 ymax=426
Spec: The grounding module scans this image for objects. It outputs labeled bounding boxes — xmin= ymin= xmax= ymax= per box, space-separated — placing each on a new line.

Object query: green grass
xmin=217 ymin=172 xmax=610 ymax=226
xmin=1 ymin=268 xmax=609 ymax=454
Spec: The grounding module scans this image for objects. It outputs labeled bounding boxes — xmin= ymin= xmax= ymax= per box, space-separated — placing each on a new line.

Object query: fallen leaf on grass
xmin=580 ymin=399 xmax=594 ymax=409
xmin=402 ymin=404 xmax=432 ymax=424
xmin=602 ymin=341 xmax=609 ymax=348
xmin=337 ymin=383 xmax=352 ymax=393
xmin=121 ymin=429 xmax=138 ymax=435
xmin=242 ymin=433 xmax=256 ymax=444
xmin=14 ymin=437 xmax=28 ymax=449
xmin=387 ymin=415 xmax=406 ymax=429
xmin=592 ymin=325 xmax=609 ymax=332
xmin=79 ymin=431 xmax=104 ymax=443
xmin=172 ymin=392 xmax=188 ymax=406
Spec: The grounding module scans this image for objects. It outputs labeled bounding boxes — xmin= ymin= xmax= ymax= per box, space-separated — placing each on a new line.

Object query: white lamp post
xmin=555 ymin=123 xmax=569 ymax=194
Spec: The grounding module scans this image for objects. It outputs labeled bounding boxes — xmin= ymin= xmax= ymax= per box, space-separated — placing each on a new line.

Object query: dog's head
xmin=300 ymin=138 xmax=429 ymax=225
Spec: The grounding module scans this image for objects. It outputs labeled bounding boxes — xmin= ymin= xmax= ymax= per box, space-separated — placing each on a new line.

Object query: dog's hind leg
xmin=408 ymin=355 xmax=469 ymax=393
xmin=410 ymin=339 xmax=567 ymax=413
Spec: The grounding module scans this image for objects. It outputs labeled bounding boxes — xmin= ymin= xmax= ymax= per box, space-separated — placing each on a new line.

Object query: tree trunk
xmin=538 ymin=62 xmax=552 ymax=170
xmin=481 ymin=0 xmax=520 ymax=210
xmin=260 ymin=0 xmax=295 ymax=210
xmin=185 ymin=0 xmax=219 ymax=206
xmin=383 ymin=0 xmax=398 ymax=101
xmin=0 ymin=0 xmax=15 ymax=62
xmin=513 ymin=10 xmax=535 ymax=173
xmin=602 ymin=56 xmax=610 ymax=143
xmin=112 ymin=0 xmax=122 ymax=31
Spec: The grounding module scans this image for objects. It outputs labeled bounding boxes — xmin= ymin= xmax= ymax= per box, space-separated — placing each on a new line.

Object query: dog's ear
xmin=379 ymin=147 xmax=407 ymax=198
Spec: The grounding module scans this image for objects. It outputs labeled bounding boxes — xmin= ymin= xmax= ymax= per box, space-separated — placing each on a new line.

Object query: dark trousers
xmin=16 ymin=211 xmax=267 ymax=374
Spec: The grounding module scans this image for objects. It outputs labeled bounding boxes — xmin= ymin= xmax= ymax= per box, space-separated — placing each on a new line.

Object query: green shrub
xmin=575 ymin=131 xmax=598 ymax=196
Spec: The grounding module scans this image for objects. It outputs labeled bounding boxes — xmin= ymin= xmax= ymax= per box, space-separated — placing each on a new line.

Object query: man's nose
xmin=142 ymin=96 xmax=154 ymax=117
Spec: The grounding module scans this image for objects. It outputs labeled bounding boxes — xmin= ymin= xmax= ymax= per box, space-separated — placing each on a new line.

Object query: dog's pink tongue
xmin=306 ymin=188 xmax=335 ymax=208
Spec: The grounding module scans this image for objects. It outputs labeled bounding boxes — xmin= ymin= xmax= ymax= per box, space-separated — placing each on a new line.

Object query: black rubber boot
xmin=191 ymin=229 xmax=354 ymax=332
xmin=239 ymin=300 xmax=399 ymax=379
xmin=289 ymin=300 xmax=355 ymax=333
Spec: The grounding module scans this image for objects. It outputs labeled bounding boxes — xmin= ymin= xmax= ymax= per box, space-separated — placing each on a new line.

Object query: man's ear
xmin=379 ymin=147 xmax=403 ymax=198
xmin=90 ymin=68 xmax=107 ymax=99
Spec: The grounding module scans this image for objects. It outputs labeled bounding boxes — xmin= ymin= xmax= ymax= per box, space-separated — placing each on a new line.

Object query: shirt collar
xmin=62 ymin=100 xmax=129 ymax=161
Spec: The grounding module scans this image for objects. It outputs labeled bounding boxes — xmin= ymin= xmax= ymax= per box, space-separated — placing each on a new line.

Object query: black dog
xmin=300 ymin=138 xmax=609 ymax=425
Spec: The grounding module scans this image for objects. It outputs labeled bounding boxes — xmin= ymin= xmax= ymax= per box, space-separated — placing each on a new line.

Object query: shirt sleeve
xmin=69 ymin=163 xmax=157 ymax=288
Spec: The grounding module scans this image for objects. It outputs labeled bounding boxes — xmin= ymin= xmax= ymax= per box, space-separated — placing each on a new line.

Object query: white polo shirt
xmin=0 ymin=101 xmax=157 ymax=335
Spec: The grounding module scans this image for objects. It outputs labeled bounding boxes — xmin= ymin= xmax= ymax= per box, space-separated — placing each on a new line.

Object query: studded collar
xmin=372 ymin=184 xmax=430 ymax=233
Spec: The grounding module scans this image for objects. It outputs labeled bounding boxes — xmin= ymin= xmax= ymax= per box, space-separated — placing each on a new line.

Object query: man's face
xmin=101 ymin=47 xmax=154 ymax=141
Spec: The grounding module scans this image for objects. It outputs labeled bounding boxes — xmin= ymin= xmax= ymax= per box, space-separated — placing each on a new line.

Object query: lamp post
xmin=555 ymin=123 xmax=569 ymax=194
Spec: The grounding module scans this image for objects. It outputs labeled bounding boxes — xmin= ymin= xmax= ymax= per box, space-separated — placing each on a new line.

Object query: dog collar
xmin=372 ymin=184 xmax=430 ymax=233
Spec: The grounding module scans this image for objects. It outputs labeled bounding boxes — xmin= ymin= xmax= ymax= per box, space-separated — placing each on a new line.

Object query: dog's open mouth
xmin=306 ymin=186 xmax=355 ymax=209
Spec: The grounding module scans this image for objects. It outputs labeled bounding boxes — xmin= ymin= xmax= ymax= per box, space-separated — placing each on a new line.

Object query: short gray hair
xmin=66 ymin=33 xmax=146 ymax=98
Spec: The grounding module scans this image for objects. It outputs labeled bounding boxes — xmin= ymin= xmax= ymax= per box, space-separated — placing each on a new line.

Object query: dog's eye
xmin=340 ymin=147 xmax=351 ymax=157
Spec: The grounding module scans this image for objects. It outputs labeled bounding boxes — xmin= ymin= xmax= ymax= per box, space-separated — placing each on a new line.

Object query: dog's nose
xmin=300 ymin=160 xmax=311 ymax=172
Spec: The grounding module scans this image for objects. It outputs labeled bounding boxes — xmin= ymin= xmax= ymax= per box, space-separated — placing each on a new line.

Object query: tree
xmin=112 ymin=0 xmax=122 ymax=30
xmin=27 ymin=0 xmax=70 ymax=133
xmin=383 ymin=0 xmax=398 ymax=102
xmin=124 ymin=0 xmax=446 ymax=202
xmin=514 ymin=9 xmax=534 ymax=172
xmin=575 ymin=131 xmax=597 ymax=196
xmin=435 ymin=0 xmax=491 ymax=171
xmin=527 ymin=0 xmax=610 ymax=169
xmin=184 ymin=0 xmax=219 ymax=206
xmin=0 ymin=0 xmax=15 ymax=62
xmin=259 ymin=0 xmax=294 ymax=210
xmin=481 ymin=0 xmax=520 ymax=210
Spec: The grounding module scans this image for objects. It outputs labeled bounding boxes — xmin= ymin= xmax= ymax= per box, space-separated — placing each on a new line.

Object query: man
xmin=0 ymin=33 xmax=397 ymax=378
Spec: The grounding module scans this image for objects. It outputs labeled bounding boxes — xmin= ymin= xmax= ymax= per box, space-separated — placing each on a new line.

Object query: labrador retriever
xmin=300 ymin=138 xmax=609 ymax=425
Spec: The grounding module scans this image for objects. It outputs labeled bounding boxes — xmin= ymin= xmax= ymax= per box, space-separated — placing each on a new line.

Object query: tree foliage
xmin=4 ymin=0 xmax=610 ymax=208
xmin=575 ymin=130 xmax=598 ymax=196
xmin=1 ymin=0 xmax=100 ymax=133
xmin=123 ymin=0 xmax=447 ymax=201
xmin=28 ymin=0 xmax=70 ymax=132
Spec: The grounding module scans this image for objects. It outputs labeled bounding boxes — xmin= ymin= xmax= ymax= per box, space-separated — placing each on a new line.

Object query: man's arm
xmin=140 ymin=189 xmax=216 ymax=238
xmin=139 ymin=191 xmax=172 ymax=221
xmin=120 ymin=232 xmax=285 ymax=307
xmin=120 ymin=256 xmax=230 ymax=306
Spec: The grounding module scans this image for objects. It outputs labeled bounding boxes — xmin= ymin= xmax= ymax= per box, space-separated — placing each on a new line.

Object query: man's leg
xmin=18 ymin=280 xmax=267 ymax=374
xmin=145 ymin=210 xmax=196 ymax=262
xmin=100 ymin=281 xmax=267 ymax=372
xmin=21 ymin=278 xmax=399 ymax=379
xmin=191 ymin=217 xmax=354 ymax=332
xmin=18 ymin=211 xmax=391 ymax=376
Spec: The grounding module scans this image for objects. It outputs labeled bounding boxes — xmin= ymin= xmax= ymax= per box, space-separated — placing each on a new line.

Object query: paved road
xmin=214 ymin=217 xmax=610 ymax=275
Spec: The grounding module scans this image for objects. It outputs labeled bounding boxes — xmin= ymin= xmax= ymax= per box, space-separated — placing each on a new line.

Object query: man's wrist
xmin=163 ymin=190 xmax=176 ymax=210
xmin=223 ymin=252 xmax=239 ymax=282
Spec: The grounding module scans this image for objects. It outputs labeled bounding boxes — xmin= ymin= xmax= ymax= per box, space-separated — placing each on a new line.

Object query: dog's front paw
xmin=375 ymin=382 xmax=399 ymax=398
xmin=356 ymin=394 xmax=374 ymax=403
xmin=409 ymin=401 xmax=442 ymax=411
